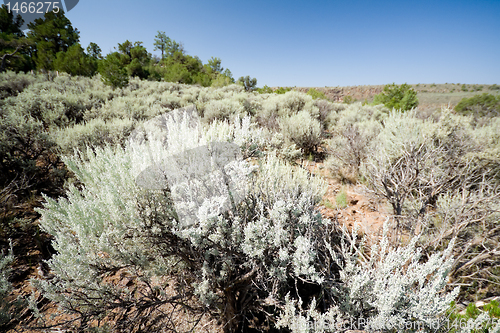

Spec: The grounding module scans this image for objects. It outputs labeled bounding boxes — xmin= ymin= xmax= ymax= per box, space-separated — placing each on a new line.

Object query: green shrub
xmin=372 ymin=83 xmax=418 ymax=111
xmin=461 ymin=84 xmax=468 ymax=92
xmin=335 ymin=187 xmax=348 ymax=208
xmin=447 ymin=300 xmax=500 ymax=333
xmin=274 ymin=86 xmax=292 ymax=94
xmin=306 ymin=88 xmax=328 ymax=100
xmin=343 ymin=95 xmax=355 ymax=104
xmin=455 ymin=93 xmax=500 ymax=117
xmin=98 ymin=52 xmax=130 ymax=88
xmin=489 ymin=84 xmax=500 ymax=90
xmin=255 ymin=85 xmax=273 ymax=94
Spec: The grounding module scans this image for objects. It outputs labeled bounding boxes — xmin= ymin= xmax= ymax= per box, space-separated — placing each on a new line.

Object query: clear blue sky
xmin=65 ymin=0 xmax=500 ymax=87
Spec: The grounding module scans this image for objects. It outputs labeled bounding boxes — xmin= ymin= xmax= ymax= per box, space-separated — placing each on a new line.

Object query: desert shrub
xmin=2 ymin=74 xmax=114 ymax=129
xmin=454 ymin=93 xmax=500 ymax=117
xmin=0 ymin=243 xmax=16 ymax=328
xmin=277 ymin=223 xmax=460 ymax=333
xmin=361 ymin=109 xmax=485 ymax=221
xmin=51 ymin=118 xmax=136 ymax=155
xmin=361 ymin=108 xmax=500 ymax=301
xmin=372 ymin=83 xmax=419 ymax=111
xmin=202 ymin=98 xmax=245 ymax=122
xmin=33 ymin=107 xmax=340 ymax=332
xmin=0 ymin=71 xmax=39 ymax=99
xmin=280 ymin=111 xmax=322 ymax=155
xmin=462 ymin=84 xmax=468 ymax=92
xmin=0 ymin=108 xmax=59 ymax=188
xmin=259 ymin=90 xmax=319 ymax=121
xmin=313 ymin=99 xmax=337 ymax=129
xmin=489 ymin=84 xmax=500 ymax=90
xmin=326 ymin=103 xmax=386 ymax=183
xmin=343 ymin=95 xmax=355 ymax=104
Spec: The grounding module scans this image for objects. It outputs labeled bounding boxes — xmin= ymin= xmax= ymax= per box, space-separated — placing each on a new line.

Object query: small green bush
xmin=306 ymin=88 xmax=328 ymax=100
xmin=255 ymin=85 xmax=273 ymax=94
xmin=274 ymin=86 xmax=292 ymax=94
xmin=489 ymin=84 xmax=500 ymax=90
xmin=343 ymin=95 xmax=355 ymax=104
xmin=455 ymin=93 xmax=500 ymax=117
xmin=447 ymin=300 xmax=500 ymax=333
xmin=372 ymin=83 xmax=418 ymax=111
xmin=335 ymin=187 xmax=348 ymax=208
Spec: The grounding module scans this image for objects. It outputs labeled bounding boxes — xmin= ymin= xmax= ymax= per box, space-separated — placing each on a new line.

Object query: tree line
xmin=0 ymin=5 xmax=255 ymax=89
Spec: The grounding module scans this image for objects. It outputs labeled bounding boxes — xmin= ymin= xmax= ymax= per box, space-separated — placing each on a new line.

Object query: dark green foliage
xmin=53 ymin=43 xmax=97 ymax=76
xmin=372 ymin=83 xmax=419 ymax=111
xmin=489 ymin=84 xmax=500 ymax=91
xmin=461 ymin=84 xmax=468 ymax=92
xmin=237 ymin=75 xmax=257 ymax=91
xmin=0 ymin=5 xmax=32 ymax=72
xmin=153 ymin=31 xmax=182 ymax=59
xmin=306 ymin=88 xmax=328 ymax=100
xmin=86 ymin=42 xmax=102 ymax=60
xmin=158 ymin=51 xmax=209 ymax=85
xmin=27 ymin=10 xmax=80 ymax=71
xmin=98 ymin=52 xmax=129 ymax=88
xmin=455 ymin=93 xmax=500 ymax=117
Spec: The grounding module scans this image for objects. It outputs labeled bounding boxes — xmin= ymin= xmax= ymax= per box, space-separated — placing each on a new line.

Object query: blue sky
xmin=64 ymin=0 xmax=499 ymax=87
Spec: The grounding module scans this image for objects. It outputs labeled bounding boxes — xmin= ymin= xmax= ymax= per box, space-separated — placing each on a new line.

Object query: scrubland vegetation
xmin=0 ymin=70 xmax=499 ymax=333
xmin=2 ymin=5 xmax=500 ymax=333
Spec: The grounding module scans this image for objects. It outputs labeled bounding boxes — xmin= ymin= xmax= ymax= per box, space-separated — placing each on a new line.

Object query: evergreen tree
xmin=27 ymin=10 xmax=79 ymax=71
xmin=53 ymin=43 xmax=97 ymax=76
xmin=86 ymin=42 xmax=102 ymax=60
xmin=98 ymin=52 xmax=129 ymax=88
xmin=0 ymin=5 xmax=32 ymax=72
xmin=153 ymin=30 xmax=169 ymax=59
xmin=237 ymin=75 xmax=257 ymax=91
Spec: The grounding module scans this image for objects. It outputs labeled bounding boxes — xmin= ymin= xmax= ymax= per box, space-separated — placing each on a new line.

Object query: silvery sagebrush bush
xmin=0 ymin=241 xmax=25 ymax=329
xmin=326 ymin=102 xmax=387 ymax=183
xmin=279 ymin=110 xmax=322 ymax=155
xmin=277 ymin=222 xmax=460 ymax=333
xmin=33 ymin=106 xmax=336 ymax=332
xmin=361 ymin=107 xmax=500 ymax=303
xmin=0 ymin=242 xmax=15 ymax=327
